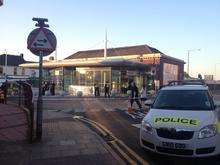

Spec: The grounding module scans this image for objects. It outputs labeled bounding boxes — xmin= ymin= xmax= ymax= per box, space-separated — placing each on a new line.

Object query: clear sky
xmin=0 ymin=0 xmax=220 ymax=79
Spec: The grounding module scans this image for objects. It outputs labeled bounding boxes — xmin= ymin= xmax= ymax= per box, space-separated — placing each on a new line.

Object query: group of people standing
xmin=94 ymin=81 xmax=147 ymax=111
xmin=42 ymin=81 xmax=55 ymax=96
xmin=94 ymin=83 xmax=110 ymax=98
xmin=127 ymin=81 xmax=147 ymax=111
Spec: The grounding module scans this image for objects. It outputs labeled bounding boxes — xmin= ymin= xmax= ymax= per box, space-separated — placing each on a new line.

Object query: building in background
xmin=20 ymin=44 xmax=185 ymax=95
xmin=0 ymin=54 xmax=39 ymax=80
xmin=204 ymin=75 xmax=214 ymax=81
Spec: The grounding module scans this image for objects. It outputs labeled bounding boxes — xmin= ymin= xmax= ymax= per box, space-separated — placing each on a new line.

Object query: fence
xmin=4 ymin=81 xmax=34 ymax=143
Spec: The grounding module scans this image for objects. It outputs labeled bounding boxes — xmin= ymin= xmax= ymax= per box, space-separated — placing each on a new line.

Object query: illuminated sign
xmin=154 ymin=117 xmax=199 ymax=126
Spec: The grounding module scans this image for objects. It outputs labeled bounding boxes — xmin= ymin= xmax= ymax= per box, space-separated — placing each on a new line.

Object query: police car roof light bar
xmin=167 ymin=80 xmax=206 ymax=86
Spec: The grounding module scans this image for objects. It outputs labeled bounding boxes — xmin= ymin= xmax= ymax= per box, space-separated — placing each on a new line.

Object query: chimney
xmin=20 ymin=53 xmax=24 ymax=59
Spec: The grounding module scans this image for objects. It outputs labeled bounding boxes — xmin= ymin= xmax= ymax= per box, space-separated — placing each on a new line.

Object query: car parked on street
xmin=140 ymin=80 xmax=220 ymax=157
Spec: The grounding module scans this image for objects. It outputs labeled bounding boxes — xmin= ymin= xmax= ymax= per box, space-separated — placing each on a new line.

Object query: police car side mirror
xmin=145 ymin=99 xmax=153 ymax=107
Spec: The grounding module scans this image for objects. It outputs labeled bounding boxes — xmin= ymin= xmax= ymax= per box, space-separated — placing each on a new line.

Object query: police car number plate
xmin=162 ymin=142 xmax=186 ymax=149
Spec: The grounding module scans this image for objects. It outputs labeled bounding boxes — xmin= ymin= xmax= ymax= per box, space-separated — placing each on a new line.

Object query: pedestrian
xmin=0 ymin=89 xmax=4 ymax=104
xmin=129 ymin=82 xmax=142 ymax=110
xmin=96 ymin=84 xmax=100 ymax=96
xmin=104 ymin=83 xmax=110 ymax=98
xmin=94 ymin=84 xmax=96 ymax=96
xmin=42 ymin=81 xmax=46 ymax=96
xmin=50 ymin=81 xmax=55 ymax=96
xmin=1 ymin=82 xmax=8 ymax=104
xmin=94 ymin=83 xmax=98 ymax=97
xmin=140 ymin=85 xmax=147 ymax=107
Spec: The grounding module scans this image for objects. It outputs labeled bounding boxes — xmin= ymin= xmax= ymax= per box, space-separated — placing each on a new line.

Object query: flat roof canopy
xmin=20 ymin=59 xmax=148 ymax=70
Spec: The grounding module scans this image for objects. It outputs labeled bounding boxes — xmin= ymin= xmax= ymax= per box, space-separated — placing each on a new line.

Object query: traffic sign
xmin=27 ymin=18 xmax=57 ymax=140
xmin=27 ymin=27 xmax=57 ymax=56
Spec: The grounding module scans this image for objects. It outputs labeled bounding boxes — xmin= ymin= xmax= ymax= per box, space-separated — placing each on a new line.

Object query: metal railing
xmin=3 ymin=81 xmax=34 ymax=143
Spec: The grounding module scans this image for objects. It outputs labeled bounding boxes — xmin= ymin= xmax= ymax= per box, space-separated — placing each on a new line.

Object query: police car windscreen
xmin=152 ymin=90 xmax=214 ymax=110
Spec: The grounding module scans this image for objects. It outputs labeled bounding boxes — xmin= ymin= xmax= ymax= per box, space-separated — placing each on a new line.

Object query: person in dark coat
xmin=129 ymin=82 xmax=142 ymax=110
xmin=42 ymin=81 xmax=46 ymax=96
xmin=0 ymin=89 xmax=4 ymax=104
xmin=1 ymin=82 xmax=8 ymax=104
xmin=104 ymin=83 xmax=110 ymax=98
xmin=94 ymin=83 xmax=100 ymax=97
xmin=50 ymin=82 xmax=55 ymax=96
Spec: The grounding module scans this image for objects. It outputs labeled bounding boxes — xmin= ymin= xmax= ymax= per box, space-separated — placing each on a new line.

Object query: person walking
xmin=0 ymin=89 xmax=4 ymax=104
xmin=50 ymin=81 xmax=55 ymax=96
xmin=94 ymin=83 xmax=100 ymax=97
xmin=104 ymin=83 xmax=110 ymax=98
xmin=1 ymin=82 xmax=8 ymax=104
xmin=129 ymin=81 xmax=142 ymax=110
xmin=140 ymin=85 xmax=147 ymax=107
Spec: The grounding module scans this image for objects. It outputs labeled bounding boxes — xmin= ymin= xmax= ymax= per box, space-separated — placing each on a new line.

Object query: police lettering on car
xmin=154 ymin=117 xmax=199 ymax=126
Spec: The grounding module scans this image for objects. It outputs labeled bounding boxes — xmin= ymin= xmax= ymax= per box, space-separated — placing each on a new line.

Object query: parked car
xmin=140 ymin=82 xmax=220 ymax=157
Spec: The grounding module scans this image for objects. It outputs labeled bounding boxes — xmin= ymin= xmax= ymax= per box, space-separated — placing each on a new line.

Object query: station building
xmin=20 ymin=44 xmax=185 ymax=96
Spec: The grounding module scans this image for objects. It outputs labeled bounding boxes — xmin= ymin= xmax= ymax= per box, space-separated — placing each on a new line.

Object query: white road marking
xmin=132 ymin=124 xmax=141 ymax=129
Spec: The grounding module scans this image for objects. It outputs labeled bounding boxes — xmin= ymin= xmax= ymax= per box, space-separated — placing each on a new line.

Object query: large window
xmin=22 ymin=68 xmax=25 ymax=75
xmin=74 ymin=68 xmax=111 ymax=87
xmin=163 ymin=63 xmax=178 ymax=85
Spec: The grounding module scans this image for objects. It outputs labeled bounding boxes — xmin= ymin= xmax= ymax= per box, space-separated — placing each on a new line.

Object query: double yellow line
xmin=73 ymin=116 xmax=149 ymax=165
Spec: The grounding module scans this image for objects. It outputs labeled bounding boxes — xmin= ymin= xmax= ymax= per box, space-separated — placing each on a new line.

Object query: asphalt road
xmin=77 ymin=108 xmax=220 ymax=165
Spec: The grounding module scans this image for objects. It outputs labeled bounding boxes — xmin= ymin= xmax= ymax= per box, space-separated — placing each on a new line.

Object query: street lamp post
xmin=214 ymin=63 xmax=220 ymax=91
xmin=187 ymin=49 xmax=201 ymax=76
xmin=214 ymin=63 xmax=220 ymax=80
xmin=4 ymin=49 xmax=7 ymax=80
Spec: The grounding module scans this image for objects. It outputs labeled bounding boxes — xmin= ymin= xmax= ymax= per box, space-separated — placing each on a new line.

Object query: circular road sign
xmin=27 ymin=27 xmax=57 ymax=56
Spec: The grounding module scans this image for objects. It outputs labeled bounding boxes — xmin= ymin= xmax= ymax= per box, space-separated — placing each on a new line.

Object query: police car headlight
xmin=198 ymin=125 xmax=217 ymax=139
xmin=141 ymin=121 xmax=153 ymax=134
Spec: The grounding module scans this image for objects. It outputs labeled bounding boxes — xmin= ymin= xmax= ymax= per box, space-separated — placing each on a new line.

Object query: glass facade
xmin=43 ymin=66 xmax=148 ymax=96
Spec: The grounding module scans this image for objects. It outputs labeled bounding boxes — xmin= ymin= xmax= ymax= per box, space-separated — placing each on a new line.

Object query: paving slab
xmin=0 ymin=111 xmax=125 ymax=165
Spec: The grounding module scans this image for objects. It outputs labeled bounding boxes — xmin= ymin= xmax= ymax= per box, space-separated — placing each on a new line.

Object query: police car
xmin=140 ymin=81 xmax=220 ymax=157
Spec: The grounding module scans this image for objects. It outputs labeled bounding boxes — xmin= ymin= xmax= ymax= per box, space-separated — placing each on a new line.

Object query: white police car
xmin=140 ymin=82 xmax=220 ymax=157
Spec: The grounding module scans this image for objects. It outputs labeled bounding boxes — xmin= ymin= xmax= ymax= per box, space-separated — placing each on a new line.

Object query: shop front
xmin=38 ymin=60 xmax=149 ymax=96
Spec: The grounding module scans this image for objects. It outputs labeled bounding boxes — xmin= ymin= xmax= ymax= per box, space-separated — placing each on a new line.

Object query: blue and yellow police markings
xmin=154 ymin=117 xmax=200 ymax=126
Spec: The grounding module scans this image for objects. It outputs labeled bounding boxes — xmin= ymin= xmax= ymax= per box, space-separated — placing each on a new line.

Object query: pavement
xmin=39 ymin=96 xmax=220 ymax=165
xmin=0 ymin=104 xmax=28 ymax=141
xmin=0 ymin=103 xmax=125 ymax=165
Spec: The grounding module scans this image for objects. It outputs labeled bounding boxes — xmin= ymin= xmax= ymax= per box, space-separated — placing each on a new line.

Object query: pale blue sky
xmin=0 ymin=0 xmax=220 ymax=78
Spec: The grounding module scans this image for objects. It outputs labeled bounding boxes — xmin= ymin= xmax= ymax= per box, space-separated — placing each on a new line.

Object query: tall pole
xmin=104 ymin=29 xmax=107 ymax=60
xmin=187 ymin=49 xmax=200 ymax=77
xmin=104 ymin=29 xmax=107 ymax=86
xmin=36 ymin=51 xmax=43 ymax=139
xmin=55 ymin=45 xmax=57 ymax=61
xmin=4 ymin=49 xmax=7 ymax=80
xmin=187 ymin=50 xmax=189 ymax=75
xmin=215 ymin=63 xmax=220 ymax=80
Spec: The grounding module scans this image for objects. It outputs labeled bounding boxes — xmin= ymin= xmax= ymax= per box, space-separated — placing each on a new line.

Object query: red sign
xmin=27 ymin=28 xmax=57 ymax=56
